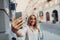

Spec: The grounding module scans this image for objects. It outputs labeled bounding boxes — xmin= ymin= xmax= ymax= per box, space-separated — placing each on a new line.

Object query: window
xmin=39 ymin=11 xmax=44 ymax=20
xmin=46 ymin=12 xmax=50 ymax=21
xmin=52 ymin=10 xmax=58 ymax=22
xmin=47 ymin=0 xmax=51 ymax=2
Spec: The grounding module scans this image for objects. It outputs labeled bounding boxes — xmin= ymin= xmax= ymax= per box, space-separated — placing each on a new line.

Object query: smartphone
xmin=15 ymin=12 xmax=26 ymax=28
xmin=15 ymin=12 xmax=22 ymax=18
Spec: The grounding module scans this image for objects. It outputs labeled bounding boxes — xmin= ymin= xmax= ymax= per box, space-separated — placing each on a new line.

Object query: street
xmin=40 ymin=23 xmax=60 ymax=40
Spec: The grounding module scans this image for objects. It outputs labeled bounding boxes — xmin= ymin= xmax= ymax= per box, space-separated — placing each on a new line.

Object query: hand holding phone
xmin=13 ymin=12 xmax=23 ymax=29
xmin=15 ymin=12 xmax=26 ymax=27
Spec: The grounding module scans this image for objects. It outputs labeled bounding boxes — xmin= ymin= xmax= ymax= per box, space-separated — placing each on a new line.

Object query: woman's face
xmin=30 ymin=16 xmax=36 ymax=26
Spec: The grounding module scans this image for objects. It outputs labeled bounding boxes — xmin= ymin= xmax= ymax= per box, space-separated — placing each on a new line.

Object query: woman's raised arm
xmin=11 ymin=17 xmax=24 ymax=37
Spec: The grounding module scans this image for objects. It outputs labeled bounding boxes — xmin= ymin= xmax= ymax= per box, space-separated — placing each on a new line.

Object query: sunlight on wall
xmin=16 ymin=0 xmax=29 ymax=12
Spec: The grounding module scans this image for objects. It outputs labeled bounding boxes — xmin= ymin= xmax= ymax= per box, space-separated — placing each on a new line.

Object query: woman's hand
xmin=11 ymin=17 xmax=23 ymax=33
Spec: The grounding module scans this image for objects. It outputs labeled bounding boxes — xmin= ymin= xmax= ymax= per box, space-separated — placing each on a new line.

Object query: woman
xmin=12 ymin=15 xmax=40 ymax=40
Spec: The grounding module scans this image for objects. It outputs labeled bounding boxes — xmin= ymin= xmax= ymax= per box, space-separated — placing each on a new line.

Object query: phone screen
xmin=15 ymin=12 xmax=22 ymax=18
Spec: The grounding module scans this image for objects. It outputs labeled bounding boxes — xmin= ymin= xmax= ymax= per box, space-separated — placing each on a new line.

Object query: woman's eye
xmin=30 ymin=18 xmax=33 ymax=20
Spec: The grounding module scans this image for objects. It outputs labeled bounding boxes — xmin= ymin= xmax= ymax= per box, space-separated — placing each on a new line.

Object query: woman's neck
xmin=30 ymin=26 xmax=36 ymax=30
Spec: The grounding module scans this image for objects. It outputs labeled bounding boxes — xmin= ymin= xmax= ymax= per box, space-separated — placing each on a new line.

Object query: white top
xmin=17 ymin=25 xmax=40 ymax=40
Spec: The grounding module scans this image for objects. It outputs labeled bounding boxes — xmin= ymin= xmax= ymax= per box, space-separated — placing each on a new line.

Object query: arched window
xmin=46 ymin=12 xmax=50 ymax=21
xmin=52 ymin=10 xmax=58 ymax=22
xmin=47 ymin=0 xmax=51 ymax=2
xmin=39 ymin=11 xmax=43 ymax=20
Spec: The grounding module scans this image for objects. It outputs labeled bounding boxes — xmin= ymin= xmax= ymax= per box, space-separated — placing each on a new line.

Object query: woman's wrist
xmin=11 ymin=25 xmax=19 ymax=31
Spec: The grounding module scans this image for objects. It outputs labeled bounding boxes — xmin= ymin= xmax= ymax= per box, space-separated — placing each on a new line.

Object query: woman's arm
xmin=11 ymin=25 xmax=23 ymax=37
xmin=11 ymin=17 xmax=26 ymax=37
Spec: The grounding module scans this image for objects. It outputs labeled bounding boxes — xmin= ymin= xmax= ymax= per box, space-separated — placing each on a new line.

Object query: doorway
xmin=52 ymin=10 xmax=58 ymax=22
xmin=46 ymin=12 xmax=50 ymax=21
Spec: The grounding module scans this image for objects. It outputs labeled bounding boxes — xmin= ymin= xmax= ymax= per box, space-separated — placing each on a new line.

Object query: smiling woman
xmin=11 ymin=14 xmax=41 ymax=40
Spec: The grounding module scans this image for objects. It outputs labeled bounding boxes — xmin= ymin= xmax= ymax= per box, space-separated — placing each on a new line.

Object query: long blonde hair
xmin=27 ymin=15 xmax=40 ymax=39
xmin=27 ymin=15 xmax=38 ymax=28
xmin=27 ymin=15 xmax=40 ymax=32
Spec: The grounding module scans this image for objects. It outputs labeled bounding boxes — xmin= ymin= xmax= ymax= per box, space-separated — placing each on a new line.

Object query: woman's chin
xmin=31 ymin=24 xmax=35 ymax=26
